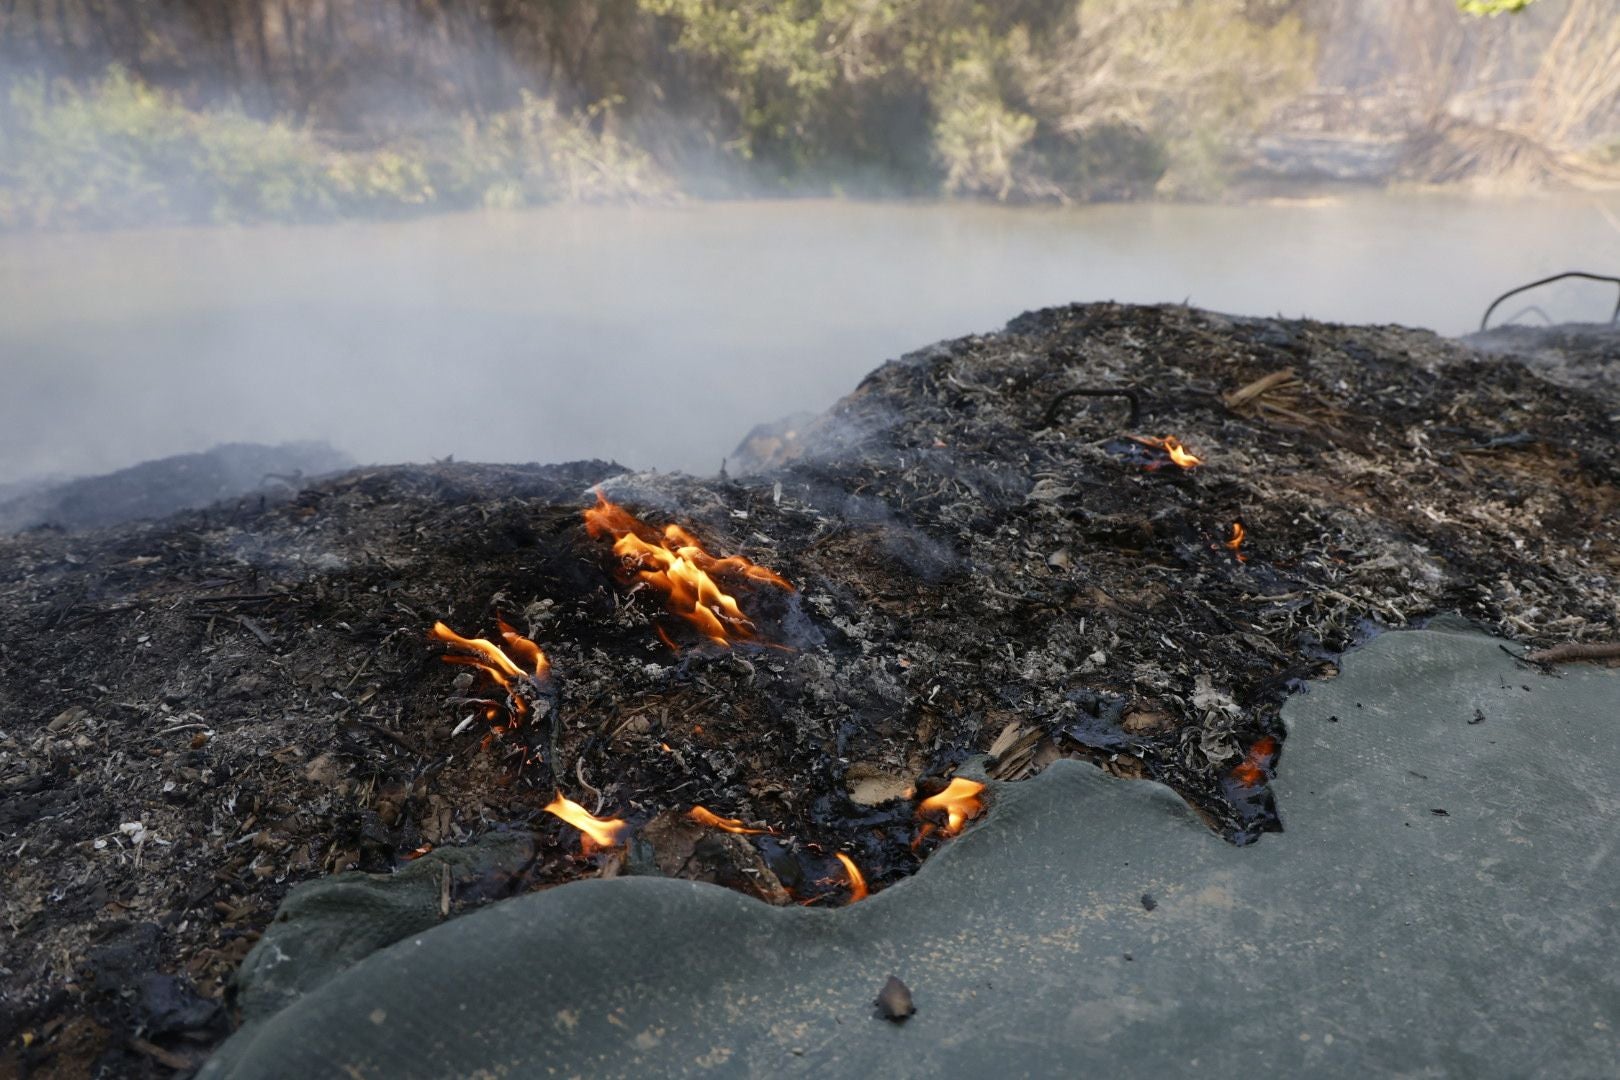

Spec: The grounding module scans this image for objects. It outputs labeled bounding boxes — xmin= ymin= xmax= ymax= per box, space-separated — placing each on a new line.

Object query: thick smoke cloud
xmin=3 ymin=195 xmax=1619 ymax=488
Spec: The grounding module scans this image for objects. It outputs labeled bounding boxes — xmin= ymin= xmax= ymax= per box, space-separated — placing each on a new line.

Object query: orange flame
xmin=1129 ymin=434 xmax=1203 ymax=469
xmin=1231 ymin=735 xmax=1279 ymax=788
xmin=495 ymin=616 xmax=551 ymax=680
xmin=583 ymin=491 xmax=792 ymax=649
xmin=835 ymin=852 xmax=868 ymax=903
xmin=1225 ymin=521 xmax=1247 ymax=563
xmin=687 ymin=806 xmax=767 ymax=835
xmin=431 ymin=618 xmax=550 ymax=725
xmin=544 ymin=793 xmax=627 ymax=853
xmin=916 ymin=778 xmax=987 ymax=839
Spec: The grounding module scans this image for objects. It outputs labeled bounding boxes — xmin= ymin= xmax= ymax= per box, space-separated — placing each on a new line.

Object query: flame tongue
xmin=916 ymin=778 xmax=987 ymax=838
xmin=544 ymin=793 xmax=627 ymax=853
xmin=431 ymin=621 xmax=528 ymax=684
xmin=1225 ymin=521 xmax=1247 ymax=563
xmin=584 ymin=491 xmax=793 ymax=649
xmin=688 ymin=806 xmax=767 ymax=835
xmin=431 ymin=618 xmax=551 ymax=726
xmin=1128 ymin=434 xmax=1203 ymax=469
xmin=496 ymin=616 xmax=550 ymax=679
xmin=835 ymin=852 xmax=868 ymax=903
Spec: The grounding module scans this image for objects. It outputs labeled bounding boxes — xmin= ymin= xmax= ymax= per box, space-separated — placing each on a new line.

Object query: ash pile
xmin=2 ymin=303 xmax=1616 ymax=1075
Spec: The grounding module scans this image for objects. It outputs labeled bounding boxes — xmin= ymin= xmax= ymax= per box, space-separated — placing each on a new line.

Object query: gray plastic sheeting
xmin=203 ymin=625 xmax=1620 ymax=1078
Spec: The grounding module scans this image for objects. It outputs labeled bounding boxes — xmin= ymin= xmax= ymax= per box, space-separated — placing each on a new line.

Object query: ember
xmin=916 ymin=778 xmax=987 ymax=840
xmin=1231 ymin=736 xmax=1279 ymax=788
xmin=583 ymin=491 xmax=793 ymax=648
xmin=688 ymin=806 xmax=768 ymax=835
xmin=835 ymin=852 xmax=869 ymax=903
xmin=1129 ymin=433 xmax=1203 ymax=469
xmin=544 ymin=794 xmax=627 ymax=853
xmin=1225 ymin=521 xmax=1248 ymax=563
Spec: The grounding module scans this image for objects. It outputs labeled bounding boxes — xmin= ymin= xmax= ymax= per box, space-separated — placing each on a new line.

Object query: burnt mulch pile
xmin=3 ymin=303 xmax=1617 ymax=1076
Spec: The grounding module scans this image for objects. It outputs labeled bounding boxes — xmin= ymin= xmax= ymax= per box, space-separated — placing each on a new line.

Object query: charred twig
xmin=355 ymin=720 xmax=428 ymax=757
xmin=1523 ymin=641 xmax=1620 ymax=665
xmin=127 ymin=1037 xmax=199 ymax=1071
xmin=188 ymin=592 xmax=289 ymax=605
xmin=1043 ymin=386 xmax=1142 ymax=429
xmin=1479 ymin=271 xmax=1620 ymax=332
xmin=234 ymin=614 xmax=274 ymax=649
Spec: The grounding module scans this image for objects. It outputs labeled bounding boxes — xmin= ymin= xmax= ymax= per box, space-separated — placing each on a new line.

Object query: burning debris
xmin=1224 ymin=521 xmax=1248 ymax=563
xmin=1128 ymin=433 xmax=1203 ymax=469
xmin=543 ymin=794 xmax=627 ymax=854
xmin=915 ymin=779 xmax=988 ymax=844
xmin=1230 ymin=736 xmax=1279 ymax=789
xmin=687 ymin=806 xmax=768 ymax=835
xmin=3 ymin=305 xmax=1616 ymax=1070
xmin=835 ymin=852 xmax=869 ymax=903
xmin=430 ymin=618 xmax=553 ymax=735
xmin=583 ymin=491 xmax=793 ymax=649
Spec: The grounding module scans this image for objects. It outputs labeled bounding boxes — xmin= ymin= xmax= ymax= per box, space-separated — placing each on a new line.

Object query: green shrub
xmin=450 ymin=92 xmax=671 ymax=206
xmin=0 ymin=69 xmax=669 ymax=230
xmin=0 ymin=68 xmax=336 ymax=228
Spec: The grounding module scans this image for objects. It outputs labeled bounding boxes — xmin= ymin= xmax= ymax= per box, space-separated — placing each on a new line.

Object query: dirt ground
xmin=2 ymin=303 xmax=1616 ymax=1077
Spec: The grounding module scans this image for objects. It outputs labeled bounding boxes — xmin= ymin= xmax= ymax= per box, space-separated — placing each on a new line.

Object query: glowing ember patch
xmin=917 ymin=778 xmax=987 ymax=838
xmin=1129 ymin=434 xmax=1203 ymax=470
xmin=1225 ymin=521 xmax=1248 ymax=563
xmin=544 ymin=793 xmax=627 ymax=853
xmin=835 ymin=852 xmax=868 ymax=903
xmin=687 ymin=806 xmax=767 ymax=835
xmin=1231 ymin=735 xmax=1279 ymax=788
xmin=583 ymin=491 xmax=793 ymax=649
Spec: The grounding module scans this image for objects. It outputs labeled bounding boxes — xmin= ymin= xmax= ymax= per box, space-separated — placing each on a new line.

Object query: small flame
xmin=916 ymin=778 xmax=987 ymax=839
xmin=583 ymin=491 xmax=792 ymax=649
xmin=835 ymin=852 xmax=868 ymax=903
xmin=544 ymin=793 xmax=627 ymax=853
xmin=431 ymin=618 xmax=550 ymax=726
xmin=1129 ymin=434 xmax=1203 ymax=470
xmin=688 ymin=806 xmax=767 ymax=835
xmin=1225 ymin=521 xmax=1247 ymax=563
xmin=1231 ymin=735 xmax=1279 ymax=788
xmin=495 ymin=615 xmax=551 ymax=680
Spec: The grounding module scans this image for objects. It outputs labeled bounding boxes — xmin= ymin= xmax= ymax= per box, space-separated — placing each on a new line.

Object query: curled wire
xmin=1479 ymin=271 xmax=1620 ymax=332
xmin=1043 ymin=386 xmax=1142 ymax=429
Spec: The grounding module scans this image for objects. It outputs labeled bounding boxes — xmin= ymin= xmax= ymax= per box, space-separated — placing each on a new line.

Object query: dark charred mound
xmin=0 ymin=441 xmax=354 ymax=535
xmin=1467 ymin=321 xmax=1620 ymax=405
xmin=2 ymin=304 xmax=1617 ymax=1076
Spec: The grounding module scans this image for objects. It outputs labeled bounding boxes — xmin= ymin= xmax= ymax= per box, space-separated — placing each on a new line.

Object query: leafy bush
xmin=0 ymin=69 xmax=669 ymax=230
xmin=450 ymin=92 xmax=671 ymax=207
xmin=0 ymin=68 xmax=335 ymax=228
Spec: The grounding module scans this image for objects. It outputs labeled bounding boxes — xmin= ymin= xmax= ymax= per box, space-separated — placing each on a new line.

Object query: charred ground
xmin=3 ymin=303 xmax=1617 ymax=1076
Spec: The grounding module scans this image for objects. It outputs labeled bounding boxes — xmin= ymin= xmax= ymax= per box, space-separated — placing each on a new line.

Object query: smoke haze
xmin=3 ymin=193 xmax=1618 ymax=488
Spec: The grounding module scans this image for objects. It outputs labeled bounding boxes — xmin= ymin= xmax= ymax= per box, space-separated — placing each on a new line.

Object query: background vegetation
xmin=0 ymin=0 xmax=1613 ymax=229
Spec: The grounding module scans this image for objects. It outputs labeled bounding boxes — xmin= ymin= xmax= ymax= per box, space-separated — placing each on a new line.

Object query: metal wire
xmin=1479 ymin=271 xmax=1620 ymax=332
xmin=1043 ymin=386 xmax=1142 ymax=429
